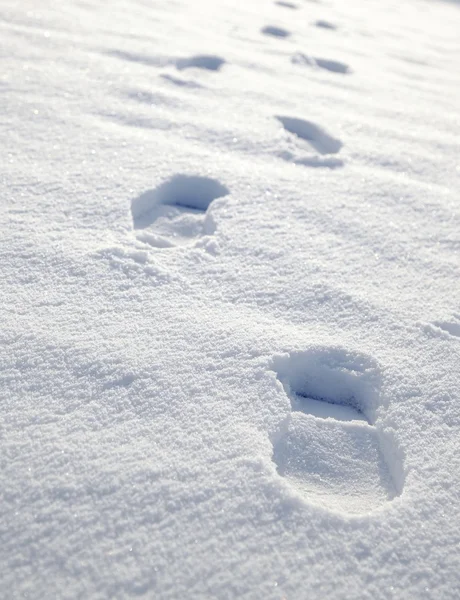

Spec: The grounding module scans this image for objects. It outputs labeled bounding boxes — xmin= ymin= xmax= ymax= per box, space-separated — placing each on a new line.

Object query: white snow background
xmin=1 ymin=0 xmax=460 ymax=598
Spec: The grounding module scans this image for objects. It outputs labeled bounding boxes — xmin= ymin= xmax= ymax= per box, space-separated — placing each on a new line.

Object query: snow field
xmin=1 ymin=0 xmax=460 ymax=598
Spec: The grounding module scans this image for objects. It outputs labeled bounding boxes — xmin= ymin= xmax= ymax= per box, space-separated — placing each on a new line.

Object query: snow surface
xmin=1 ymin=0 xmax=460 ymax=597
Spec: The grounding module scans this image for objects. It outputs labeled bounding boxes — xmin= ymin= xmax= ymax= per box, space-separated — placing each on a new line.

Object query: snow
xmin=1 ymin=0 xmax=460 ymax=597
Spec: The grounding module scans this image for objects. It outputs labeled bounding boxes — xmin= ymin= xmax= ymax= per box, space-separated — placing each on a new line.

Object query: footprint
xmin=433 ymin=321 xmax=460 ymax=338
xmin=423 ymin=316 xmax=460 ymax=339
xmin=105 ymin=49 xmax=166 ymax=68
xmin=275 ymin=1 xmax=299 ymax=8
xmin=160 ymin=74 xmax=203 ymax=89
xmin=131 ymin=175 xmax=229 ymax=248
xmin=315 ymin=19 xmax=337 ymax=30
xmin=292 ymin=53 xmax=350 ymax=74
xmin=105 ymin=49 xmax=225 ymax=73
xmin=276 ymin=115 xmax=343 ymax=155
xmin=271 ymin=348 xmax=403 ymax=515
xmin=175 ymin=55 xmax=225 ymax=71
xmin=261 ymin=25 xmax=291 ymax=38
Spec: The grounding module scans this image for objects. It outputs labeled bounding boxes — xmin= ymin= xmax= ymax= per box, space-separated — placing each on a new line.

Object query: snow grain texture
xmin=1 ymin=0 xmax=460 ymax=598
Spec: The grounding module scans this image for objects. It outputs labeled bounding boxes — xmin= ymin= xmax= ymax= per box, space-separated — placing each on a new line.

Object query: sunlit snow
xmin=1 ymin=0 xmax=460 ymax=598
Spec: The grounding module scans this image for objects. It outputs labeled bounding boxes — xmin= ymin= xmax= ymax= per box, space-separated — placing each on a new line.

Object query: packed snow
xmin=1 ymin=0 xmax=460 ymax=598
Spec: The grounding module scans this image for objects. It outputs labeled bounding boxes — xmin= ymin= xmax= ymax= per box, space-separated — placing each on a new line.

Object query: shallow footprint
xmin=271 ymin=348 xmax=403 ymax=515
xmin=292 ymin=53 xmax=350 ymax=74
xmin=105 ymin=49 xmax=166 ymax=68
xmin=261 ymin=25 xmax=291 ymax=38
xmin=276 ymin=115 xmax=343 ymax=155
xmin=315 ymin=19 xmax=337 ymax=30
xmin=160 ymin=73 xmax=203 ymax=89
xmin=175 ymin=55 xmax=225 ymax=71
xmin=131 ymin=175 xmax=229 ymax=248
xmin=275 ymin=1 xmax=299 ymax=8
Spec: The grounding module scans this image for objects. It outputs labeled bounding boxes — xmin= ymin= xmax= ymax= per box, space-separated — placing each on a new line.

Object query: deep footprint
xmin=276 ymin=115 xmax=343 ymax=155
xmin=261 ymin=25 xmax=291 ymax=38
xmin=426 ymin=317 xmax=460 ymax=339
xmin=433 ymin=321 xmax=460 ymax=338
xmin=131 ymin=175 xmax=229 ymax=247
xmin=271 ymin=348 xmax=403 ymax=515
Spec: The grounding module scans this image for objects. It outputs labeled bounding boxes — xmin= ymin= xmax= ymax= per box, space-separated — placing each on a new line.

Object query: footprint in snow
xmin=315 ymin=19 xmax=337 ymax=30
xmin=175 ymin=55 xmax=225 ymax=71
xmin=160 ymin=73 xmax=204 ymax=89
xmin=276 ymin=116 xmax=342 ymax=154
xmin=275 ymin=115 xmax=344 ymax=167
xmin=423 ymin=316 xmax=460 ymax=339
xmin=292 ymin=53 xmax=351 ymax=74
xmin=261 ymin=25 xmax=291 ymax=38
xmin=271 ymin=348 xmax=404 ymax=515
xmin=105 ymin=49 xmax=167 ymax=68
xmin=131 ymin=175 xmax=229 ymax=249
xmin=275 ymin=1 xmax=299 ymax=8
xmin=105 ymin=49 xmax=225 ymax=79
